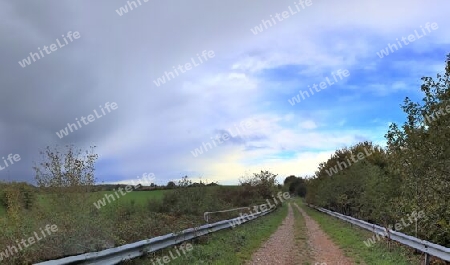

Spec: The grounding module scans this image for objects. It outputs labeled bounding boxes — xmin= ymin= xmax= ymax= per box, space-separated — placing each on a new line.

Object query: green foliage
xmin=305 ymin=54 xmax=450 ymax=248
xmin=0 ymin=182 xmax=36 ymax=214
xmin=1 ymin=146 xmax=284 ymax=264
xmin=385 ymin=54 xmax=450 ymax=245
xmin=239 ymin=170 xmax=279 ymax=199
xmin=127 ymin=201 xmax=289 ymax=265
xmin=161 ymin=184 xmax=233 ymax=217
xmin=283 ymin=175 xmax=307 ymax=197
xmin=31 ymin=145 xmax=101 ymax=256
xmin=306 ymin=141 xmax=390 ymax=218
xmin=166 ymin=181 xmax=176 ymax=189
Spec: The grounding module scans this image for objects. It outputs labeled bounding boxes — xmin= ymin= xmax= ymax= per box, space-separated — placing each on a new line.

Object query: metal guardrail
xmin=306 ymin=204 xmax=450 ymax=263
xmin=34 ymin=204 xmax=277 ymax=265
xmin=204 ymin=206 xmax=251 ymax=223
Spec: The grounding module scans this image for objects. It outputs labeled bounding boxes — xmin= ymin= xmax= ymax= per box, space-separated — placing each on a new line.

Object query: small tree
xmin=240 ymin=170 xmax=279 ymax=199
xmin=33 ymin=145 xmax=100 ymax=254
xmin=166 ymin=181 xmax=176 ymax=189
xmin=34 ymin=145 xmax=97 ymax=191
xmin=283 ymin=176 xmax=307 ymax=197
xmin=177 ymin=176 xmax=192 ymax=188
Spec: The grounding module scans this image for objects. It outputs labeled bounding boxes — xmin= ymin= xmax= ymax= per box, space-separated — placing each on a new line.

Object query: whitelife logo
xmin=56 ymin=102 xmax=118 ymax=139
xmin=376 ymin=22 xmax=439 ymax=58
xmin=288 ymin=69 xmax=350 ymax=106
xmin=0 ymin=154 xmax=21 ymax=171
xmin=148 ymin=243 xmax=193 ymax=265
xmin=153 ymin=50 xmax=215 ymax=87
xmin=423 ymin=102 xmax=450 ymax=125
xmin=0 ymin=224 xmax=58 ymax=261
xmin=363 ymin=210 xmax=427 ymax=247
xmin=190 ymin=119 xmax=254 ymax=157
xmin=325 ymin=147 xmax=373 ymax=176
xmin=93 ymin=173 xmax=155 ymax=209
xmin=115 ymin=0 xmax=150 ymax=16
xmin=18 ymin=31 xmax=81 ymax=68
xmin=250 ymin=0 xmax=313 ymax=35
xmin=228 ymin=192 xmax=291 ymax=228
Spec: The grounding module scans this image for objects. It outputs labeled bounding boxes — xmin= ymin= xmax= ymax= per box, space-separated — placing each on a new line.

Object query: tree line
xmin=286 ymin=54 xmax=450 ymax=248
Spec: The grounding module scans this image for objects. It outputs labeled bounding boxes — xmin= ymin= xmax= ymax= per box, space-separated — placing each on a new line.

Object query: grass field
xmin=0 ymin=190 xmax=166 ymax=217
xmin=92 ymin=190 xmax=165 ymax=205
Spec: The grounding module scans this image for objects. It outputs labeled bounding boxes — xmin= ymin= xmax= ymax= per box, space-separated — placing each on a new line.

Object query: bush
xmin=239 ymin=170 xmax=279 ymax=199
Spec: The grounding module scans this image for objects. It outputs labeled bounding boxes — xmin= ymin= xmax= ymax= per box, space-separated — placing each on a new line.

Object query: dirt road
xmin=247 ymin=202 xmax=355 ymax=265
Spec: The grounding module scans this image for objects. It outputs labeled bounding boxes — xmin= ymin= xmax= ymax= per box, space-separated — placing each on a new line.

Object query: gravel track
xmin=293 ymin=203 xmax=355 ymax=265
xmin=246 ymin=203 xmax=296 ymax=265
xmin=247 ymin=202 xmax=356 ymax=265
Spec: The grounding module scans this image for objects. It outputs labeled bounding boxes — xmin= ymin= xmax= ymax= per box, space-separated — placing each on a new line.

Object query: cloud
xmin=299 ymin=120 xmax=317 ymax=130
xmin=1 ymin=0 xmax=448 ymax=185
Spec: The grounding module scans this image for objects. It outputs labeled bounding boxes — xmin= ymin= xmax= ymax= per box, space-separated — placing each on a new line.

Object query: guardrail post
xmin=424 ymin=253 xmax=430 ymax=265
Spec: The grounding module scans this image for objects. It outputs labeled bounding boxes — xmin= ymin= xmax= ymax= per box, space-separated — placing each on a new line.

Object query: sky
xmin=1 ymin=0 xmax=449 ymax=186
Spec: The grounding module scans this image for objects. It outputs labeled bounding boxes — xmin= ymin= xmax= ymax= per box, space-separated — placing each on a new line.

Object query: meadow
xmin=92 ymin=189 xmax=166 ymax=205
xmin=0 ymin=189 xmax=166 ymax=216
xmin=0 ymin=178 xmax=275 ymax=264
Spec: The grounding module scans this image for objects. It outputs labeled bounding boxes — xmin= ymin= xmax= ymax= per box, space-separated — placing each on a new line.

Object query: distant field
xmin=92 ymin=190 xmax=166 ymax=205
xmin=0 ymin=190 xmax=167 ymax=216
xmin=1 ymin=186 xmax=235 ymax=216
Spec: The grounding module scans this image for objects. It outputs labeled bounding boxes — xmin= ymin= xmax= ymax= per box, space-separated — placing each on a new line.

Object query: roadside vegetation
xmin=0 ymin=145 xmax=282 ymax=264
xmin=296 ymin=54 xmax=450 ymax=251
xmin=126 ymin=200 xmax=288 ymax=265
xmin=296 ymin=198 xmax=422 ymax=265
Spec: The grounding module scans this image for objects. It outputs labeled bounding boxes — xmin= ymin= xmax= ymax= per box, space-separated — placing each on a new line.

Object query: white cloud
xmin=2 ymin=0 xmax=449 ymax=184
xmin=299 ymin=120 xmax=317 ymax=130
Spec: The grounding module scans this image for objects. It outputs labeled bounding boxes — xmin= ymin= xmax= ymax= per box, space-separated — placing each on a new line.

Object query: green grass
xmin=128 ymin=201 xmax=290 ymax=265
xmin=0 ymin=190 xmax=166 ymax=217
xmin=92 ymin=190 xmax=165 ymax=205
xmin=297 ymin=199 xmax=422 ymax=265
xmin=291 ymin=202 xmax=313 ymax=264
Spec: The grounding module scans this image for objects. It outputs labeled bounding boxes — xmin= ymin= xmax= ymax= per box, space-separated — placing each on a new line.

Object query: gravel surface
xmin=294 ymin=203 xmax=355 ymax=265
xmin=247 ymin=202 xmax=356 ymax=265
xmin=246 ymin=203 xmax=296 ymax=265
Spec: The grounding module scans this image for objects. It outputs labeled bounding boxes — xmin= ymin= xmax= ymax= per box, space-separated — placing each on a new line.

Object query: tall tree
xmin=386 ymin=54 xmax=450 ymax=243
